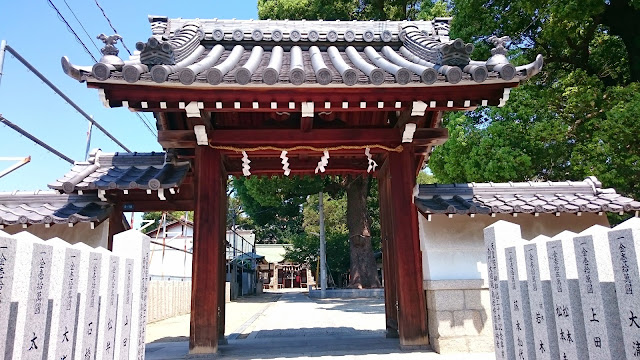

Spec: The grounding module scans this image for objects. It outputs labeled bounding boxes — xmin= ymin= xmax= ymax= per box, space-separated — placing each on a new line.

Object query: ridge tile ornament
xmin=61 ymin=17 xmax=543 ymax=89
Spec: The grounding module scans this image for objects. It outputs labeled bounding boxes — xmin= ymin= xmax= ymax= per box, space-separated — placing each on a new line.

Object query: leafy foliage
xmin=430 ymin=0 xmax=640 ymax=224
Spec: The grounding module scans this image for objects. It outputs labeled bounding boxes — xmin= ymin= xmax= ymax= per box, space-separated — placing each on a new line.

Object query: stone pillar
xmin=607 ymin=217 xmax=640 ymax=359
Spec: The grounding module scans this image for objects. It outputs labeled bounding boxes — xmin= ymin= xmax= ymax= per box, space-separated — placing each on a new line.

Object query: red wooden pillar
xmin=218 ymin=198 xmax=227 ymax=343
xmin=386 ymin=146 xmax=428 ymax=347
xmin=107 ymin=202 xmax=125 ymax=250
xmin=378 ymin=161 xmax=399 ymax=338
xmin=190 ymin=146 xmax=226 ymax=354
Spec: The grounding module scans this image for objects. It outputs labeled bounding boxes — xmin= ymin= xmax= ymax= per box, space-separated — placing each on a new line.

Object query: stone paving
xmin=145 ymin=288 xmax=495 ymax=359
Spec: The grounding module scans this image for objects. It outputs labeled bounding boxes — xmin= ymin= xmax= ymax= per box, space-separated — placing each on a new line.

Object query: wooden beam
xmin=160 ymin=128 xmax=403 ymax=149
xmin=190 ymin=146 xmax=225 ymax=355
xmin=387 ymin=145 xmax=429 ymax=347
xmin=107 ymin=202 xmax=125 ymax=251
xmin=90 ymin=83 xmax=516 ymax=112
xmin=300 ymin=117 xmax=313 ymax=132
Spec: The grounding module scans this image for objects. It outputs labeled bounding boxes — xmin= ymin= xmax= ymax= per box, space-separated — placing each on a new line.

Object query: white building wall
xmin=418 ymin=212 xmax=610 ymax=284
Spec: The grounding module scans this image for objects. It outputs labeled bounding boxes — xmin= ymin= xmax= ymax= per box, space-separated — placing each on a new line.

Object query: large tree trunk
xmin=345 ymin=175 xmax=381 ymax=288
xmin=602 ymin=0 xmax=640 ymax=82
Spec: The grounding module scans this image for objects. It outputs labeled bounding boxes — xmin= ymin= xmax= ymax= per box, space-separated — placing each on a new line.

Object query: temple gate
xmin=60 ymin=16 xmax=542 ymax=354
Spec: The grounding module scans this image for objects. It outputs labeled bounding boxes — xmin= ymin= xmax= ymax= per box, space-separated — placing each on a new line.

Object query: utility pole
xmin=319 ymin=191 xmax=327 ymax=298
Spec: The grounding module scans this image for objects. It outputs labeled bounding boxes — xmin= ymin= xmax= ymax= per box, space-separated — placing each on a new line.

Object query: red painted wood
xmin=107 ymin=202 xmax=125 ymax=251
xmin=190 ymin=147 xmax=225 ymax=354
xmin=90 ymin=83 xmax=516 ymax=111
xmin=378 ymin=160 xmax=399 ymax=337
xmin=387 ymin=146 xmax=429 ymax=346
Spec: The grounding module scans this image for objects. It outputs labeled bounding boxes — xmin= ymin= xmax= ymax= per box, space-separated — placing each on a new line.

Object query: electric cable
xmin=46 ymin=0 xmax=98 ymax=62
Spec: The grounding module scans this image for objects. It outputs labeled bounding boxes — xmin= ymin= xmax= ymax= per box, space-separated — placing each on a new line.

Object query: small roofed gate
xmin=62 ymin=16 xmax=542 ymax=354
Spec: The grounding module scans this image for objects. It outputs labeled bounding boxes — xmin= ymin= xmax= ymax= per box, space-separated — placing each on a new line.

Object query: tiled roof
xmin=415 ymin=177 xmax=640 ymax=215
xmin=0 ymin=191 xmax=111 ymax=226
xmin=62 ymin=17 xmax=543 ymax=88
xmin=48 ymin=149 xmax=190 ymax=193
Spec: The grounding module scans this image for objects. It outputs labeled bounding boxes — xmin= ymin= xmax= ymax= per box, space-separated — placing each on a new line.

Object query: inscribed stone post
xmin=73 ymin=242 xmax=102 ymax=360
xmin=525 ymin=235 xmax=559 ymax=360
xmin=45 ymin=237 xmax=81 ymax=360
xmin=0 ymin=231 xmax=17 ymax=358
xmin=483 ymin=220 xmax=517 ymax=360
xmin=10 ymin=232 xmax=54 ymax=360
xmin=113 ymin=230 xmax=150 ymax=360
xmin=95 ymin=247 xmax=119 ymax=360
xmin=505 ymin=238 xmax=535 ymax=359
xmin=546 ymin=231 xmax=588 ymax=360
xmin=115 ymin=258 xmax=134 ymax=360
xmin=573 ymin=225 xmax=624 ymax=360
xmin=607 ymin=217 xmax=640 ymax=359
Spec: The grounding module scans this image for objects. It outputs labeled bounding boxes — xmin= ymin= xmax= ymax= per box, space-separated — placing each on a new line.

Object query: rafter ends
xmin=234 ymin=102 xmax=241 ymax=109
xmin=464 ymin=100 xmax=471 ymax=107
xmin=98 ymin=89 xmax=110 ymax=108
xmin=185 ymin=101 xmax=202 ymax=118
xmin=98 ymin=189 xmax=107 ymax=201
xmin=253 ymin=102 xmax=259 ymax=109
xmin=122 ymin=101 xmax=129 ymax=108
xmin=160 ymin=102 xmax=167 ymax=109
xmin=342 ymin=101 xmax=348 ymax=109
xmin=141 ymin=101 xmax=148 ymax=109
xmin=481 ymin=100 xmax=488 ymax=107
xmin=360 ymin=101 xmax=366 ymax=109
xmin=301 ymin=102 xmax=314 ymax=118
xmin=198 ymin=102 xmax=204 ymax=109
xmin=378 ymin=102 xmax=384 ymax=109
xmin=158 ymin=188 xmax=166 ymax=200
xmin=146 ymin=189 xmax=152 ymax=195
xmin=194 ymin=125 xmax=208 ymax=145
xmin=447 ymin=100 xmax=454 ymax=108
xmin=395 ymin=102 xmax=401 ymax=109
xmin=325 ymin=101 xmax=331 ymax=109
xmin=216 ymin=102 xmax=223 ymax=109
xmin=169 ymin=187 xmax=176 ymax=194
xmin=288 ymin=102 xmax=295 ymax=110
xmin=411 ymin=101 xmax=427 ymax=117
xmin=498 ymin=88 xmax=511 ymax=107
xmin=123 ymin=189 xmax=129 ymax=195
xmin=179 ymin=102 xmax=186 ymax=109
xmin=402 ymin=123 xmax=417 ymax=143
xmin=430 ymin=101 xmax=436 ymax=108
xmin=271 ymin=102 xmax=278 ymax=109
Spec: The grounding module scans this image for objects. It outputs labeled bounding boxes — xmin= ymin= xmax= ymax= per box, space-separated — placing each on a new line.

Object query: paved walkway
xmin=146 ymin=289 xmax=495 ymax=359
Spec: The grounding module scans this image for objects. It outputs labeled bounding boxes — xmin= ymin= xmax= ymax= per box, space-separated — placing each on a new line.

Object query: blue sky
xmin=0 ymin=0 xmax=258 ymax=192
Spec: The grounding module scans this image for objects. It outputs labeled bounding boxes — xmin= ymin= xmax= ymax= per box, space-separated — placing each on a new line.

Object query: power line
xmin=46 ymin=0 xmax=98 ymax=62
xmin=135 ymin=112 xmax=157 ymax=136
xmin=0 ymin=115 xmax=75 ymax=164
xmin=62 ymin=0 xmax=102 ymax=55
xmin=2 ymin=44 xmax=131 ymax=152
xmin=93 ymin=0 xmax=132 ymax=56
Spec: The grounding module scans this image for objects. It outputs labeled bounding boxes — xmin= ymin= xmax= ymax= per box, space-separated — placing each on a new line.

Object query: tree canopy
xmin=430 ymin=0 xmax=639 ymax=212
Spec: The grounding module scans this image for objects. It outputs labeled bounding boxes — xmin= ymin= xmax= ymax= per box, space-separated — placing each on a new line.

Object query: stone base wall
xmin=425 ymin=279 xmax=494 ymax=354
xmin=147 ymin=280 xmax=191 ymax=323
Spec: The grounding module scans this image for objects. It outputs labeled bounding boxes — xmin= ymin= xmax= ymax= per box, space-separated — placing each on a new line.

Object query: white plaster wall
xmin=148 ymin=236 xmax=193 ymax=279
xmin=3 ymin=220 xmax=109 ymax=248
xmin=419 ymin=212 xmax=610 ymax=284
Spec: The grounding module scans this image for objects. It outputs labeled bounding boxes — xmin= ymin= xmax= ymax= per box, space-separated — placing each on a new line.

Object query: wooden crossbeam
xmin=158 ymin=128 xmax=447 ymax=149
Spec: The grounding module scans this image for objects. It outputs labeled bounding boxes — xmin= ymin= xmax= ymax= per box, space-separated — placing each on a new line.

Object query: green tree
xmin=430 ymin=0 xmax=640 ymax=220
